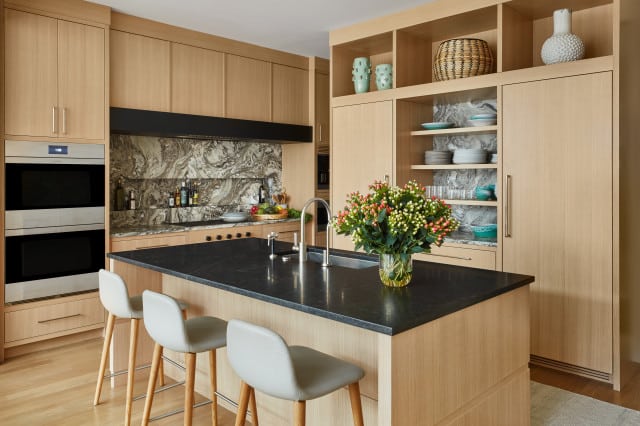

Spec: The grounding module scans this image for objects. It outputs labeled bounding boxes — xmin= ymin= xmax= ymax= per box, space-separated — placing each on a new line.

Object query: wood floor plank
xmin=0 ymin=338 xmax=247 ymax=425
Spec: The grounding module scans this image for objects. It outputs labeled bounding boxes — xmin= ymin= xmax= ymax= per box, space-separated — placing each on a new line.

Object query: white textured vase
xmin=541 ymin=9 xmax=585 ymax=65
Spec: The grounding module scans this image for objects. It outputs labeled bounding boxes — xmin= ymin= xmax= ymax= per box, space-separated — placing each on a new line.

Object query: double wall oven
xmin=4 ymin=141 xmax=105 ymax=303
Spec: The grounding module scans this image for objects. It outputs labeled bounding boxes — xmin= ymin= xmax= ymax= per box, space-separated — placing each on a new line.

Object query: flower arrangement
xmin=332 ymin=180 xmax=459 ymax=255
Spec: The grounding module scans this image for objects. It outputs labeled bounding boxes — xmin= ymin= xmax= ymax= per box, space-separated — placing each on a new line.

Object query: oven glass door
xmin=5 ymin=228 xmax=104 ymax=286
xmin=5 ymin=163 xmax=105 ymax=210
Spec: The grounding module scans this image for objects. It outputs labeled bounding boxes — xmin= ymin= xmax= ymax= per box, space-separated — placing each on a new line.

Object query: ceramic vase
xmin=541 ymin=9 xmax=585 ymax=65
xmin=375 ymin=63 xmax=393 ymax=90
xmin=379 ymin=253 xmax=413 ymax=287
xmin=352 ymin=57 xmax=371 ymax=94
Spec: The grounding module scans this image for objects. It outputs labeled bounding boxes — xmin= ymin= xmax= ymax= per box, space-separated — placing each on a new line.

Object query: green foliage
xmin=331 ymin=180 xmax=459 ymax=255
xmin=287 ymin=208 xmax=312 ymax=223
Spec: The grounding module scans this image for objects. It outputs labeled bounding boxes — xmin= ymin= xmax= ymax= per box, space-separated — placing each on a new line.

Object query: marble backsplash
xmin=110 ymin=135 xmax=282 ymax=227
xmin=433 ymin=99 xmax=498 ymax=232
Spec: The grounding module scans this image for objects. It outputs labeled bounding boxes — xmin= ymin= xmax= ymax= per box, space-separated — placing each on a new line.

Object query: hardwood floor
xmin=0 ymin=338 xmax=248 ymax=425
xmin=531 ymin=364 xmax=640 ymax=411
xmin=3 ymin=337 xmax=640 ymax=425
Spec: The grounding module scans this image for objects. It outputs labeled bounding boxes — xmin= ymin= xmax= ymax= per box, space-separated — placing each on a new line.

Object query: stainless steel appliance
xmin=4 ymin=140 xmax=105 ymax=303
xmin=317 ymin=153 xmax=329 ymax=189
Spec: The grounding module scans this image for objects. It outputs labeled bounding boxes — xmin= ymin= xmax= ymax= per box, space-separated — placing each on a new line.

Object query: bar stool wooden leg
xmin=158 ymin=355 xmax=165 ymax=387
xmin=209 ymin=350 xmax=218 ymax=426
xmin=94 ymin=312 xmax=115 ymax=405
xmin=293 ymin=401 xmax=306 ymax=426
xmin=141 ymin=343 xmax=163 ymax=426
xmin=124 ymin=318 xmax=139 ymax=426
xmin=348 ymin=382 xmax=364 ymax=426
xmin=249 ymin=388 xmax=258 ymax=426
xmin=185 ymin=352 xmax=197 ymax=426
xmin=234 ymin=381 xmax=251 ymax=426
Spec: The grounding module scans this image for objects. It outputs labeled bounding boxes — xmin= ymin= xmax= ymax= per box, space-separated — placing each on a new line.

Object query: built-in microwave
xmin=4 ymin=140 xmax=105 ymax=303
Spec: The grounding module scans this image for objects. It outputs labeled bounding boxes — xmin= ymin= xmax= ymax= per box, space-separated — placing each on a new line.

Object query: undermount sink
xmin=306 ymin=251 xmax=377 ymax=269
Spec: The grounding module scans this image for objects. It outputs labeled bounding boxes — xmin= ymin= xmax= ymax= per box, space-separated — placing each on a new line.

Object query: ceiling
xmin=87 ymin=0 xmax=434 ymax=59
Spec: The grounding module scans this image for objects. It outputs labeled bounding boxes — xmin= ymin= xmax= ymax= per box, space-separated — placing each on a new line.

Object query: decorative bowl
xmin=471 ymin=224 xmax=497 ymax=238
xmin=221 ymin=212 xmax=249 ymax=222
xmin=421 ymin=122 xmax=454 ymax=130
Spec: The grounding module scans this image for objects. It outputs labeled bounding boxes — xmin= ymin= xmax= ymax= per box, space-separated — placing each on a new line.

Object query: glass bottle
xmin=115 ymin=177 xmax=125 ymax=211
xmin=180 ymin=181 xmax=188 ymax=207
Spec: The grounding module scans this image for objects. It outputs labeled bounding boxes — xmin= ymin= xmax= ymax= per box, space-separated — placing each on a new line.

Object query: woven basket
xmin=433 ymin=38 xmax=494 ymax=81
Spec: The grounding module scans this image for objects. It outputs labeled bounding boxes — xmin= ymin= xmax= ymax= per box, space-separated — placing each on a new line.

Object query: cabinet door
xmin=225 ymin=54 xmax=271 ymax=121
xmin=315 ymin=72 xmax=330 ymax=148
xmin=272 ymin=64 xmax=309 ymax=125
xmin=110 ymin=30 xmax=170 ymax=111
xmin=502 ymin=72 xmax=613 ymax=373
xmin=58 ymin=20 xmax=105 ymax=140
xmin=331 ymin=101 xmax=393 ymax=251
xmin=171 ymin=43 xmax=224 ymax=117
xmin=4 ymin=9 xmax=58 ymax=137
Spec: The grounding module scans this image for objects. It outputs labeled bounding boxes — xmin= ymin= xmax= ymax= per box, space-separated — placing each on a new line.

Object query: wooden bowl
xmin=252 ymin=211 xmax=288 ymax=221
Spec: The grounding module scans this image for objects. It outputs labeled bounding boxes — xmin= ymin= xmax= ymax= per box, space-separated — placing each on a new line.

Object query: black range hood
xmin=110 ymin=107 xmax=312 ymax=144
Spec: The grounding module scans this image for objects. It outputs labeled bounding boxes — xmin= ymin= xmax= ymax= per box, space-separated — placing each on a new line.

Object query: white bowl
xmin=468 ymin=118 xmax=497 ymax=127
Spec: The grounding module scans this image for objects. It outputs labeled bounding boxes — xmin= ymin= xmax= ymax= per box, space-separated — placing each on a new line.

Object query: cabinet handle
xmin=318 ymin=124 xmax=323 ymax=142
xmin=61 ymin=107 xmax=67 ymax=135
xmin=504 ymin=174 xmax=512 ymax=238
xmin=38 ymin=313 xmax=81 ymax=324
xmin=136 ymin=244 xmax=169 ymax=250
xmin=427 ymin=253 xmax=473 ymax=261
xmin=52 ymin=106 xmax=57 ymax=134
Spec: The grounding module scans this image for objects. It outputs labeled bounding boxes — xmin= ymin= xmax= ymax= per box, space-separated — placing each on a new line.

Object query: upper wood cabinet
xmin=315 ymin=72 xmax=330 ymax=148
xmin=272 ymin=64 xmax=308 ymax=125
xmin=4 ymin=8 xmax=105 ymax=141
xmin=225 ymin=54 xmax=271 ymax=121
xmin=331 ymin=101 xmax=393 ymax=251
xmin=171 ymin=43 xmax=224 ymax=117
xmin=110 ymin=30 xmax=170 ymax=112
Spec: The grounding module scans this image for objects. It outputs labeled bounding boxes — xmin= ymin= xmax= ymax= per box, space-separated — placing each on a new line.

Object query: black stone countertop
xmin=108 ymin=238 xmax=534 ymax=335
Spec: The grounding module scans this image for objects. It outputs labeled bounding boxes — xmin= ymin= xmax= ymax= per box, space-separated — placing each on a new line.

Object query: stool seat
xmin=288 ymin=345 xmax=364 ymax=401
xmin=227 ymin=319 xmax=365 ymax=426
xmin=141 ymin=290 xmax=227 ymax=426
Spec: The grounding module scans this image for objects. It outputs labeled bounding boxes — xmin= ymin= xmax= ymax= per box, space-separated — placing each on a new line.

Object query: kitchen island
xmin=108 ymin=238 xmax=533 ymax=425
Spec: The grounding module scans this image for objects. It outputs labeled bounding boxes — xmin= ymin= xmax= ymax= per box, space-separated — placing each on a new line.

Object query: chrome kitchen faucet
xmin=299 ymin=197 xmax=331 ymax=267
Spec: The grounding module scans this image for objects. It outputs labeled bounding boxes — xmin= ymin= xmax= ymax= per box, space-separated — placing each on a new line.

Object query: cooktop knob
xmin=245 ymin=232 xmax=251 ymax=237
xmin=215 ymin=235 xmax=222 ymax=241
xmin=205 ymin=235 xmax=212 ymax=242
xmin=226 ymin=234 xmax=232 ymax=239
xmin=236 ymin=232 xmax=242 ymax=238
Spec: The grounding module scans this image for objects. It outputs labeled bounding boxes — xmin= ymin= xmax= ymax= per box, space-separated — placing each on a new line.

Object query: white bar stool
xmin=226 ymin=319 xmax=365 ymax=426
xmin=93 ymin=269 xmax=187 ymax=426
xmin=141 ymin=289 xmax=227 ymax=426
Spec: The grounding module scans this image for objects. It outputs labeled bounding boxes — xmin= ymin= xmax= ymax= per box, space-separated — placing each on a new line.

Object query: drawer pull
xmin=38 ymin=313 xmax=81 ymax=324
xmin=427 ymin=253 xmax=473 ymax=261
xmin=136 ymin=244 xmax=169 ymax=250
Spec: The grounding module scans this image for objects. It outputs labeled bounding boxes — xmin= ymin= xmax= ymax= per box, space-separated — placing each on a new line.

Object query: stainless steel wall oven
xmin=4 ymin=140 xmax=105 ymax=303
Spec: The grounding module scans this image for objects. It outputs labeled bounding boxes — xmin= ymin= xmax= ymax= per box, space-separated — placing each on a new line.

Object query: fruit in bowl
xmin=250 ymin=203 xmax=287 ymax=218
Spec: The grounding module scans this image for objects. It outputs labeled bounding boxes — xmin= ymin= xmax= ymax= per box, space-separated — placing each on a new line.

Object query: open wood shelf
xmin=444 ymin=199 xmax=497 ymax=206
xmin=411 ymin=125 xmax=497 ymax=136
xmin=412 ymin=164 xmax=498 ymax=170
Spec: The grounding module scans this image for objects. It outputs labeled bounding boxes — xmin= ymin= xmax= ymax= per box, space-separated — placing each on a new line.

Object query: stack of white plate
xmin=490 ymin=153 xmax=498 ymax=163
xmin=424 ymin=150 xmax=452 ymax=165
xmin=452 ymin=149 xmax=487 ymax=164
xmin=468 ymin=113 xmax=497 ymax=127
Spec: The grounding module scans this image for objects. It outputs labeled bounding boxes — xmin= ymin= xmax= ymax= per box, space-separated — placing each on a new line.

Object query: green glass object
xmin=379 ymin=253 xmax=413 ymax=287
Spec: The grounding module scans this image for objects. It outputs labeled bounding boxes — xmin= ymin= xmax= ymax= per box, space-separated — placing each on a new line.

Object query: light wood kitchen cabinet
xmin=272 ymin=64 xmax=309 ymax=125
xmin=4 ymin=8 xmax=105 ymax=140
xmin=415 ymin=244 xmax=496 ymax=270
xmin=502 ymin=72 xmax=613 ymax=375
xmin=225 ymin=54 xmax=271 ymax=121
xmin=331 ymin=101 xmax=393 ymax=251
xmin=110 ymin=233 xmax=187 ymax=252
xmin=4 ymin=292 xmax=104 ymax=347
xmin=110 ymin=30 xmax=170 ymax=111
xmin=171 ymin=43 xmax=224 ymax=117
xmin=315 ymin=72 xmax=330 ymax=149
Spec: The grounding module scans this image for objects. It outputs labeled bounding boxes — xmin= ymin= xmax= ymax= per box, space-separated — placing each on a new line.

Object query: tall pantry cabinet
xmin=330 ymin=0 xmax=640 ymax=390
xmin=502 ymin=73 xmax=613 ymax=376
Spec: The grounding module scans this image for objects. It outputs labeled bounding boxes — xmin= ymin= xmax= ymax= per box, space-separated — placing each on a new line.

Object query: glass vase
xmin=379 ymin=253 xmax=413 ymax=287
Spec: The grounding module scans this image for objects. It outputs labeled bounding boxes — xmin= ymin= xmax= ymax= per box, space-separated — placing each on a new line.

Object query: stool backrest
xmin=226 ymin=319 xmax=299 ymax=400
xmin=142 ymin=290 xmax=189 ymax=353
xmin=98 ymin=269 xmax=135 ymax=318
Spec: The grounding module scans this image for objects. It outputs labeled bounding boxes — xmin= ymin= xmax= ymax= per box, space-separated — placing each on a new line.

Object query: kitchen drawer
xmin=111 ymin=233 xmax=186 ymax=251
xmin=5 ymin=294 xmax=104 ymax=345
xmin=415 ymin=244 xmax=496 ymax=270
xmin=187 ymin=225 xmax=257 ymax=244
